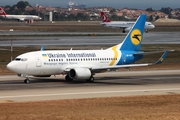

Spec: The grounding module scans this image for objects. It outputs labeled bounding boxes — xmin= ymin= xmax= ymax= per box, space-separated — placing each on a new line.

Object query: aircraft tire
xmin=86 ymin=76 xmax=94 ymax=83
xmin=65 ymin=75 xmax=73 ymax=81
xmin=24 ymin=79 xmax=30 ymax=84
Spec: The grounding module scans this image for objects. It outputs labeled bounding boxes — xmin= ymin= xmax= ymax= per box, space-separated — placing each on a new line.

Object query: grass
xmin=0 ymin=95 xmax=180 ymax=120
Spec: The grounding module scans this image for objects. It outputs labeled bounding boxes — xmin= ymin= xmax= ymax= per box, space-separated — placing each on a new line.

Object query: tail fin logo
xmin=0 ymin=7 xmax=6 ymax=16
xmin=0 ymin=9 xmax=3 ymax=14
xmin=130 ymin=29 xmax=142 ymax=46
xmin=100 ymin=12 xmax=110 ymax=22
xmin=102 ymin=15 xmax=106 ymax=21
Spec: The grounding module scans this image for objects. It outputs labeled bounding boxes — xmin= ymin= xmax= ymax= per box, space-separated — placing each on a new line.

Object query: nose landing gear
xmin=18 ymin=74 xmax=30 ymax=84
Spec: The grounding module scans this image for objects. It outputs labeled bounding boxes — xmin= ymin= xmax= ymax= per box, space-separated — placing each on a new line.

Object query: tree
xmin=76 ymin=13 xmax=89 ymax=21
xmin=8 ymin=5 xmax=16 ymax=14
xmin=110 ymin=9 xmax=116 ymax=13
xmin=160 ymin=7 xmax=172 ymax=15
xmin=148 ymin=15 xmax=153 ymax=22
xmin=155 ymin=16 xmax=160 ymax=20
xmin=110 ymin=14 xmax=127 ymax=21
xmin=4 ymin=5 xmax=11 ymax=8
xmin=146 ymin=7 xmax=154 ymax=12
xmin=68 ymin=14 xmax=76 ymax=21
xmin=16 ymin=1 xmax=30 ymax=12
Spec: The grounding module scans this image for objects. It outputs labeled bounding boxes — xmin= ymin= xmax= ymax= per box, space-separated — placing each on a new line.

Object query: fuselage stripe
xmin=109 ymin=46 xmax=118 ymax=66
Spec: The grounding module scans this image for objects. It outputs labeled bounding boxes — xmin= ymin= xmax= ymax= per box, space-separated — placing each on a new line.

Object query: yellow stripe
xmin=109 ymin=46 xmax=118 ymax=66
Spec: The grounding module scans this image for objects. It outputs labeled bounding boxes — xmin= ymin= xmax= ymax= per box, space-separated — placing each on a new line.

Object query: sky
xmin=1 ymin=0 xmax=180 ymax=10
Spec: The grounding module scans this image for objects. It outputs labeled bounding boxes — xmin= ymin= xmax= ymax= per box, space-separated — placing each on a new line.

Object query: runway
xmin=0 ymin=70 xmax=180 ymax=102
xmin=0 ymin=32 xmax=180 ymax=46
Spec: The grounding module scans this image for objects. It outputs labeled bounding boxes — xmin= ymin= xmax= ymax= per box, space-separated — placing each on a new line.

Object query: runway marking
xmin=0 ymin=88 xmax=180 ymax=99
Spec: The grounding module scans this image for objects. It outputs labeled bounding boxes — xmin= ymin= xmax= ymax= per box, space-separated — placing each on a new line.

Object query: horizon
xmin=1 ymin=0 xmax=180 ymax=10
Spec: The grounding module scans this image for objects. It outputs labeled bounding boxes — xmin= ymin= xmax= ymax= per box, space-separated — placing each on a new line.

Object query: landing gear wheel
xmin=24 ymin=79 xmax=30 ymax=84
xmin=86 ymin=76 xmax=94 ymax=83
xmin=65 ymin=75 xmax=73 ymax=82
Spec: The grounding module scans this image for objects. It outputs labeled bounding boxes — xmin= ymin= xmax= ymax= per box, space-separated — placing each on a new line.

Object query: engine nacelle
xmin=69 ymin=68 xmax=91 ymax=80
xmin=124 ymin=27 xmax=131 ymax=32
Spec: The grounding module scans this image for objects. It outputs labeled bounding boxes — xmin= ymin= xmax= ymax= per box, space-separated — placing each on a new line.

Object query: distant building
xmin=67 ymin=1 xmax=86 ymax=9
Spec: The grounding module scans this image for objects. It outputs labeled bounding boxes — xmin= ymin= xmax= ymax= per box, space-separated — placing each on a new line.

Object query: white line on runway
xmin=0 ymin=88 xmax=180 ymax=99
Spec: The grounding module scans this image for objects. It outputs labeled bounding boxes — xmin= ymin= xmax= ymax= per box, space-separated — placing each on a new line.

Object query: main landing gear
xmin=86 ymin=76 xmax=94 ymax=83
xmin=24 ymin=77 xmax=30 ymax=84
xmin=65 ymin=75 xmax=95 ymax=83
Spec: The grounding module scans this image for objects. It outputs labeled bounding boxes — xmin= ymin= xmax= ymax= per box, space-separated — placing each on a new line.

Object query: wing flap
xmin=91 ymin=63 xmax=149 ymax=71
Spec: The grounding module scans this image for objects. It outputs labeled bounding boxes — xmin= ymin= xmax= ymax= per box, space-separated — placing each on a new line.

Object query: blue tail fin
xmin=119 ymin=14 xmax=146 ymax=51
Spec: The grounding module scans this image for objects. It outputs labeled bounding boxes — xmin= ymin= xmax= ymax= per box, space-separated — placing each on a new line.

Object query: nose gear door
xmin=35 ymin=54 xmax=42 ymax=67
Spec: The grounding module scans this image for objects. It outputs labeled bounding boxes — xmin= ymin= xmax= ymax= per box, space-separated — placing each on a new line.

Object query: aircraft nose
xmin=152 ymin=25 xmax=155 ymax=28
xmin=7 ymin=62 xmax=17 ymax=72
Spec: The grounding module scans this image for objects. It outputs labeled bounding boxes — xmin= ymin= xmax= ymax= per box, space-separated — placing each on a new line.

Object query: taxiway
xmin=0 ymin=32 xmax=180 ymax=46
xmin=0 ymin=70 xmax=180 ymax=102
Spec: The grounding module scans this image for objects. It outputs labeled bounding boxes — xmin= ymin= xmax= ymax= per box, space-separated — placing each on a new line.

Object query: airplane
xmin=6 ymin=14 xmax=168 ymax=84
xmin=0 ymin=7 xmax=41 ymax=21
xmin=100 ymin=12 xmax=155 ymax=33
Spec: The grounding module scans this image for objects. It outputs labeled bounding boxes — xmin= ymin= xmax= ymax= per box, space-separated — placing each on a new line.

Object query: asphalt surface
xmin=0 ymin=32 xmax=180 ymax=46
xmin=0 ymin=70 xmax=180 ymax=102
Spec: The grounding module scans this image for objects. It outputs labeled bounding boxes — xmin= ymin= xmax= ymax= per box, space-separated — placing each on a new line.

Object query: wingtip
xmin=155 ymin=50 xmax=168 ymax=64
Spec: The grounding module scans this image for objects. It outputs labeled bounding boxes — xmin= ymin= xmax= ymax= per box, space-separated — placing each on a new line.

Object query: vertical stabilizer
xmin=100 ymin=12 xmax=111 ymax=22
xmin=119 ymin=14 xmax=146 ymax=51
xmin=0 ymin=7 xmax=7 ymax=17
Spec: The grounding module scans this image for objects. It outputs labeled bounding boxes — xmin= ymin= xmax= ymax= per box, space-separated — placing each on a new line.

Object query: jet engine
xmin=122 ymin=27 xmax=131 ymax=33
xmin=124 ymin=27 xmax=131 ymax=32
xmin=69 ymin=68 xmax=91 ymax=79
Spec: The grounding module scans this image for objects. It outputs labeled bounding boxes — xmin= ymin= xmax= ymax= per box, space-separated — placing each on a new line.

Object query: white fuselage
xmin=0 ymin=14 xmax=41 ymax=21
xmin=101 ymin=21 xmax=155 ymax=30
xmin=7 ymin=49 xmax=127 ymax=76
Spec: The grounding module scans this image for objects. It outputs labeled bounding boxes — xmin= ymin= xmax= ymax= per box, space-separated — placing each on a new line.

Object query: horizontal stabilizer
xmin=133 ymin=51 xmax=144 ymax=56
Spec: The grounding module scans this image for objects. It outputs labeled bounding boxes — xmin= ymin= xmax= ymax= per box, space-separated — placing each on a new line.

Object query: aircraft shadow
xmin=29 ymin=76 xmax=146 ymax=85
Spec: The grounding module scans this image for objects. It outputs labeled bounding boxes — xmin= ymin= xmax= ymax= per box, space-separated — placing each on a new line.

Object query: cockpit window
xmin=14 ymin=58 xmax=21 ymax=61
xmin=21 ymin=58 xmax=27 ymax=61
xmin=14 ymin=58 xmax=27 ymax=61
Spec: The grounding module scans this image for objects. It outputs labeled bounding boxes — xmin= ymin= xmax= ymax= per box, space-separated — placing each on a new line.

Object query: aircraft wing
xmin=91 ymin=50 xmax=168 ymax=71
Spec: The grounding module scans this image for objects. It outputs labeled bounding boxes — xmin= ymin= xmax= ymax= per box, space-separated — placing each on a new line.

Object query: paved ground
xmin=0 ymin=70 xmax=180 ymax=102
xmin=0 ymin=32 xmax=180 ymax=46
